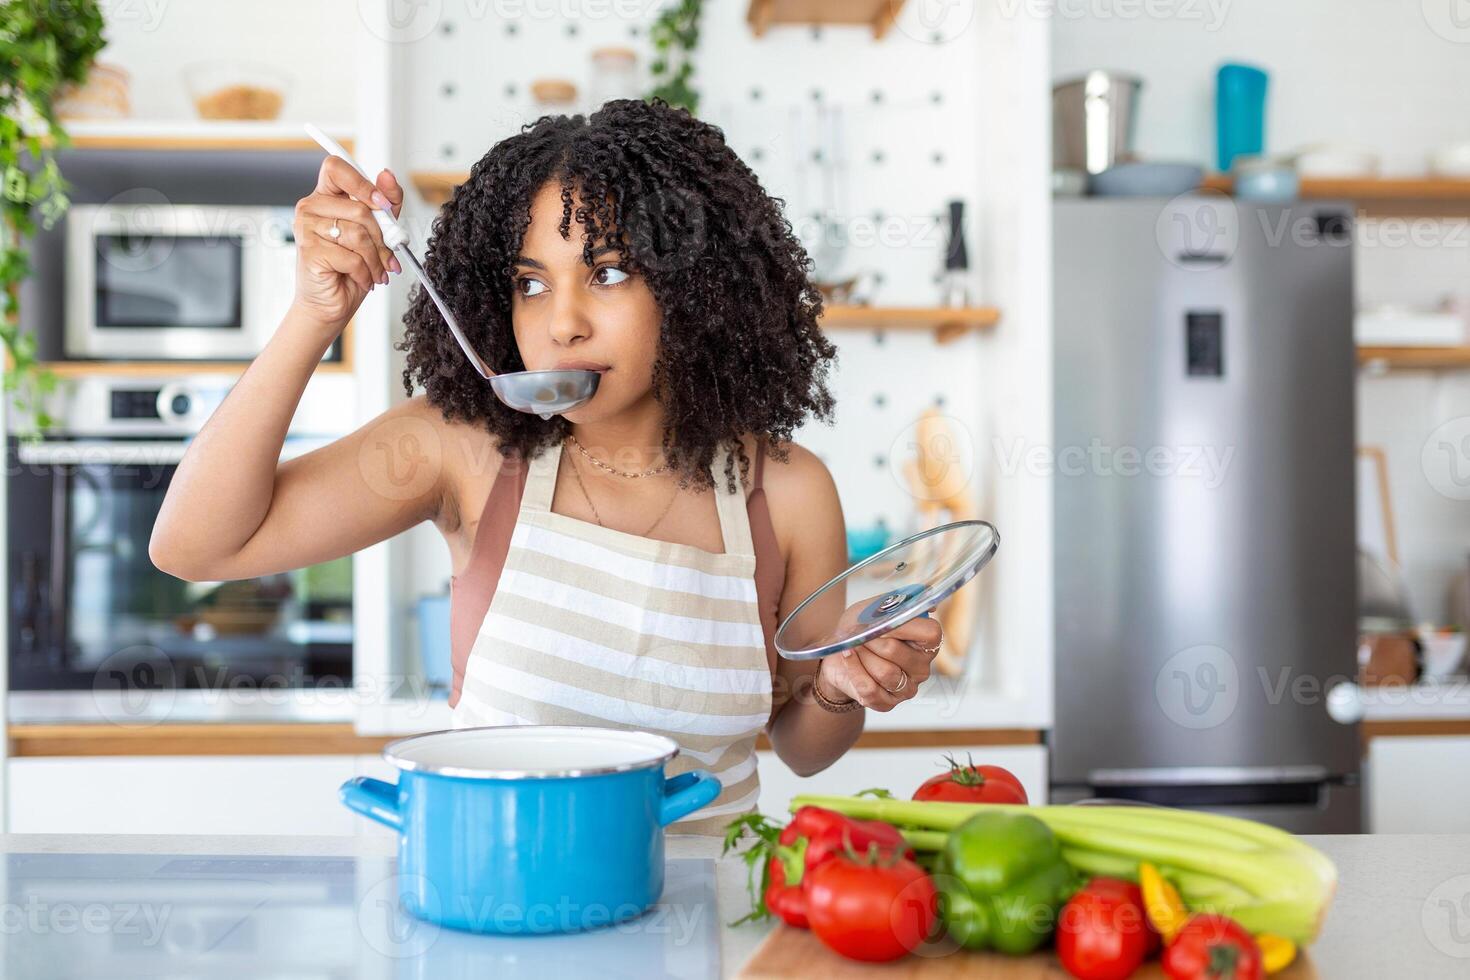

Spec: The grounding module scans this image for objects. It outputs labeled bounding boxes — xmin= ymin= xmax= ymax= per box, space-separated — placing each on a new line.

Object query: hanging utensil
xmin=303 ymin=124 xmax=599 ymax=419
xmin=775 ymin=519 xmax=999 ymax=660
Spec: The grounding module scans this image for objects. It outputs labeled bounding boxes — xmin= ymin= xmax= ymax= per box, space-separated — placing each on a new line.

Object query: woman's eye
xmin=517 ymin=277 xmax=547 ymax=298
xmin=594 ymin=266 xmax=630 ymax=287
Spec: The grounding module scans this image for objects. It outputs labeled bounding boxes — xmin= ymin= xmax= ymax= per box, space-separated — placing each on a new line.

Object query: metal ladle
xmin=304 ymin=124 xmax=599 ymax=419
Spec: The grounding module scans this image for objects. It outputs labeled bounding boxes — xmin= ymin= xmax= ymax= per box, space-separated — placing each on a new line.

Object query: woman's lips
xmin=551 ymin=360 xmax=611 ymax=372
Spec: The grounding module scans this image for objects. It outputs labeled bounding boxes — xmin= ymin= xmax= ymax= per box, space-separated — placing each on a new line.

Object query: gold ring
xmin=328 ymin=218 xmax=341 ymax=240
xmin=887 ymin=669 xmax=909 ymax=694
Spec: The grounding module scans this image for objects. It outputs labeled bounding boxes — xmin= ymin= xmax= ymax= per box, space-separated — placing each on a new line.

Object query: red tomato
xmin=1057 ymin=877 xmax=1158 ymax=980
xmin=805 ymin=852 xmax=938 ymax=963
xmin=912 ymin=756 xmax=1028 ymax=804
xmin=1162 ymin=914 xmax=1263 ymax=980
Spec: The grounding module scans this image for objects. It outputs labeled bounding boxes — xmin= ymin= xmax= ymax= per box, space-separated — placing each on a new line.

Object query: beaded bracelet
xmin=811 ymin=675 xmax=861 ymax=713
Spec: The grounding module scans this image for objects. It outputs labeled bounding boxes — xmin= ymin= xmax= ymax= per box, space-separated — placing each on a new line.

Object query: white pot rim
xmin=381 ymin=724 xmax=680 ymax=780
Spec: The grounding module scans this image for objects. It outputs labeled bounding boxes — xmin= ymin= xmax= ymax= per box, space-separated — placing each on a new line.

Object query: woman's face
xmin=509 ymin=181 xmax=663 ymax=424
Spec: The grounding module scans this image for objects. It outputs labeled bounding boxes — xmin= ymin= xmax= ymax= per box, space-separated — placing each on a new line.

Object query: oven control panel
xmin=110 ymin=388 xmax=162 ymax=420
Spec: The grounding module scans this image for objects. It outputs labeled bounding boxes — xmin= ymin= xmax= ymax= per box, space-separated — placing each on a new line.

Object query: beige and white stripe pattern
xmin=452 ymin=444 xmax=773 ymax=836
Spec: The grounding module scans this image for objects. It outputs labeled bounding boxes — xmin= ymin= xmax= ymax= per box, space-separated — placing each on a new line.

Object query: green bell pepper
xmin=935 ymin=810 xmax=1079 ymax=955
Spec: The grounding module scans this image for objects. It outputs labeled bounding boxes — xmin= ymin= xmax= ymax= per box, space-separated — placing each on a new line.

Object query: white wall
xmin=1051 ymin=0 xmax=1470 ymax=174
xmin=1053 ymin=0 xmax=1470 ymax=623
xmin=95 ymin=0 xmax=353 ymax=123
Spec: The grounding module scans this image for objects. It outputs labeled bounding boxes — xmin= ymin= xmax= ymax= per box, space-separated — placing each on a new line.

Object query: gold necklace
xmin=566 ymin=444 xmax=679 ymax=537
xmin=567 ymin=433 xmax=671 ymax=479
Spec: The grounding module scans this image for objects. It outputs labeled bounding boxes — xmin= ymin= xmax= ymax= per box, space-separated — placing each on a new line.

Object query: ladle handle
xmin=303 ymin=123 xmax=408 ymax=250
xmin=303 ymin=123 xmax=495 ymax=382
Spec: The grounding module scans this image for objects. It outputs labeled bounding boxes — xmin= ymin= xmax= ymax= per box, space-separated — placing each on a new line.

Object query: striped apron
xmin=450 ymin=442 xmax=773 ymax=836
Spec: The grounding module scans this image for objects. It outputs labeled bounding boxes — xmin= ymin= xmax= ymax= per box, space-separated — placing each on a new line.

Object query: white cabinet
xmin=1367 ymin=736 xmax=1470 ymax=833
xmin=7 ymin=756 xmax=366 ymax=836
xmin=756 ymin=745 xmax=1047 ymax=818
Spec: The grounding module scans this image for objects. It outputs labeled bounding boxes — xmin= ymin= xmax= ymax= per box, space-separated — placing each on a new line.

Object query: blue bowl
xmin=341 ymin=725 xmax=721 ymax=934
xmin=1091 ymin=161 xmax=1204 ymax=197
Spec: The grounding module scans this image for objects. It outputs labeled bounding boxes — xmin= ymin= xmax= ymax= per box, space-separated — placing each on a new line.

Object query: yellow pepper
xmin=1257 ymin=933 xmax=1298 ymax=973
xmin=1139 ymin=861 xmax=1189 ymax=941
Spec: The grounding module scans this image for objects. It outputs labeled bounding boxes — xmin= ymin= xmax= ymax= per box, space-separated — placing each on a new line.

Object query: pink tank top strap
xmin=447 ymin=453 xmax=527 ymax=709
xmin=448 ymin=437 xmax=785 ymax=706
xmin=748 ymin=436 xmax=783 ymax=679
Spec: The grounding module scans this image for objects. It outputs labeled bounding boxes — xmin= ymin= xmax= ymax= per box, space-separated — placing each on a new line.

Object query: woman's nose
xmin=546 ymin=293 xmax=592 ymax=347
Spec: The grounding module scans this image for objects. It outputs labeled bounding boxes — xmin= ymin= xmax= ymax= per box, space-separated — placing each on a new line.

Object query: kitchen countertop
xmin=2 ymin=832 xmax=1467 ymax=977
xmin=9 ymin=672 xmax=1051 ymax=733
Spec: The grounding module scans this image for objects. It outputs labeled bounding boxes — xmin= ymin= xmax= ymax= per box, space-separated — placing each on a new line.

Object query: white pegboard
xmin=398 ymin=0 xmax=991 ymax=533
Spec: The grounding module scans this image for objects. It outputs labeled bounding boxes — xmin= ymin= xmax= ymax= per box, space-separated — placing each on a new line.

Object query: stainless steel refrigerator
xmin=1050 ymin=198 xmax=1361 ymax=833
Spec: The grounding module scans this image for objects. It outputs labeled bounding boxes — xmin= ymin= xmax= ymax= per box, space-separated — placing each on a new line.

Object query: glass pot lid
xmin=775 ymin=520 xmax=999 ymax=660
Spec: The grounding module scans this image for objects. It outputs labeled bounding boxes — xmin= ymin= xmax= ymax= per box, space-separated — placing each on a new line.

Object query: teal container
xmin=415 ymin=593 xmax=451 ymax=695
xmin=1216 ymin=63 xmax=1269 ymax=172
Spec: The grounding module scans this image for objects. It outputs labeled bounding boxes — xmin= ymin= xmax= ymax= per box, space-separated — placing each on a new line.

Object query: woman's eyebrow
xmin=512 ymin=246 xmax=620 ymax=270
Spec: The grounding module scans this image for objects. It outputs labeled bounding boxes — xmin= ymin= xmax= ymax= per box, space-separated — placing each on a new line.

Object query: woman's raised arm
xmin=149 ymin=156 xmax=448 ymax=582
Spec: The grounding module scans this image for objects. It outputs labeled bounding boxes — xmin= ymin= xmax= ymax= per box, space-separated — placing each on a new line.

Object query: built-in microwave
xmin=64 ymin=203 xmax=316 ymax=361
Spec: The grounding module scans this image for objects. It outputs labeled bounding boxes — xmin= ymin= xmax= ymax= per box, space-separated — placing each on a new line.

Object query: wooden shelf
xmin=411 ymin=170 xmax=464 ymax=206
xmin=820 ymin=304 xmax=1000 ymax=342
xmin=1357 ymin=345 xmax=1470 ymax=370
xmin=1202 ymin=174 xmax=1470 ymax=216
xmin=7 ymin=722 xmax=1042 ymax=757
xmin=747 ymin=0 xmax=907 ymax=38
xmin=43 ymin=119 xmax=354 ymax=153
xmin=15 ymin=319 xmax=354 ymax=379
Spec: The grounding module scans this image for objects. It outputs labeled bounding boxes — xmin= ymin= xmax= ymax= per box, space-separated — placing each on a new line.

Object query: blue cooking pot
xmin=340 ymin=725 xmax=722 ymax=935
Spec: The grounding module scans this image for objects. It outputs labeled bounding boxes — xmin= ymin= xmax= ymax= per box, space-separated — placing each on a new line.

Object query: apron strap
xmin=520 ymin=441 xmax=562 ymax=513
xmin=714 ymin=444 xmax=757 ymax=559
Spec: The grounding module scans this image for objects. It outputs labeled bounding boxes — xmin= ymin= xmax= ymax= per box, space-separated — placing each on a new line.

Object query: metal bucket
xmin=1053 ymin=71 xmax=1143 ymax=175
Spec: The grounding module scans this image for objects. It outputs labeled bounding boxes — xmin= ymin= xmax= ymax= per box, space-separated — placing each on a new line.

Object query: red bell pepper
xmin=783 ymin=805 xmax=914 ymax=870
xmin=762 ymin=836 xmax=810 ymax=928
xmin=725 ymin=807 xmax=914 ymax=929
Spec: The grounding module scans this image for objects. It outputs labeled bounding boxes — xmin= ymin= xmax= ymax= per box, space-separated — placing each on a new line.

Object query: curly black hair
xmin=397 ymin=97 xmax=837 ymax=491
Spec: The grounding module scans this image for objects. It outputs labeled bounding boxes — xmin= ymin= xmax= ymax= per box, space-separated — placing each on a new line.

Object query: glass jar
xmin=589 ymin=46 xmax=640 ymax=110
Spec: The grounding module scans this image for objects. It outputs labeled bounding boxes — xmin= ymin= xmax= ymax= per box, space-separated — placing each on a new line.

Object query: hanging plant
xmin=1 ymin=0 xmax=107 ymax=437
xmin=646 ymin=0 xmax=703 ymax=116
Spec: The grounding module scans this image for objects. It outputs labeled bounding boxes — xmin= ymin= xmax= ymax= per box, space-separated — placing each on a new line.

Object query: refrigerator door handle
xmin=1089 ymin=765 xmax=1329 ymax=787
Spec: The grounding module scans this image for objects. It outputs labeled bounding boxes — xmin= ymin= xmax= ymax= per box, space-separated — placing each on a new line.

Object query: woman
xmin=150 ymin=99 xmax=942 ymax=835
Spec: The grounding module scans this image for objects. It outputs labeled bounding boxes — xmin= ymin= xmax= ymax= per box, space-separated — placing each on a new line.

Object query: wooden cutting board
xmin=736 ymin=924 xmax=1319 ymax=978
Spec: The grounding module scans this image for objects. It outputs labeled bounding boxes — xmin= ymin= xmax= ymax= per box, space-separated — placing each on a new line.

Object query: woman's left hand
xmin=814 ymin=615 xmax=943 ymax=711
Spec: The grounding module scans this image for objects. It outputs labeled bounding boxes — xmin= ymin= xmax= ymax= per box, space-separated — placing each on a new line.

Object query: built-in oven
xmin=63 ymin=202 xmax=337 ymax=363
xmin=7 ymin=375 xmax=356 ymax=696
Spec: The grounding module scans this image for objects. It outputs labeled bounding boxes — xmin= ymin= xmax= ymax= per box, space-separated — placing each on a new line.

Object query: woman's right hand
xmin=290 ymin=155 xmax=405 ymax=336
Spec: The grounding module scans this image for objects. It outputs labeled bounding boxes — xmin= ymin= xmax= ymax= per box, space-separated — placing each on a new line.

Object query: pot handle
xmin=659 ymin=769 xmax=722 ymax=826
xmin=340 ymin=776 xmax=402 ymax=830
